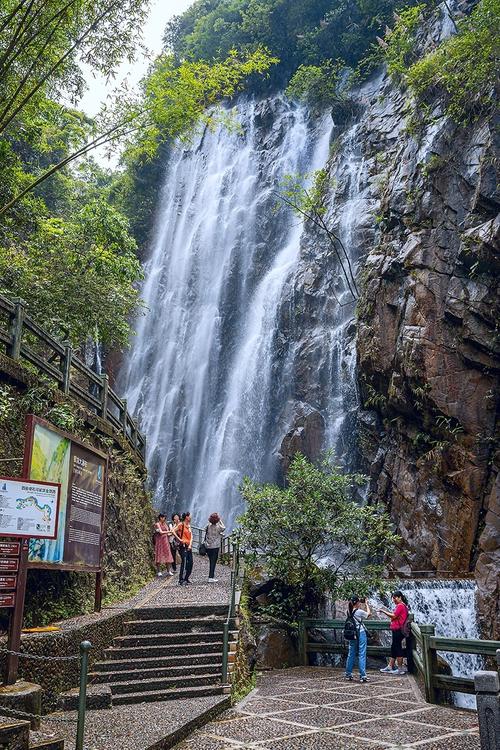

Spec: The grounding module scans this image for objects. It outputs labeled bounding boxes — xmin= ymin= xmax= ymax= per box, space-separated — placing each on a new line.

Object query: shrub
xmin=238 ymin=453 xmax=399 ymax=625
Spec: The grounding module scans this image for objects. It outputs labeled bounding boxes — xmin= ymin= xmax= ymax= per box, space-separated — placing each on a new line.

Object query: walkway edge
xmin=146 ymin=694 xmax=231 ymax=750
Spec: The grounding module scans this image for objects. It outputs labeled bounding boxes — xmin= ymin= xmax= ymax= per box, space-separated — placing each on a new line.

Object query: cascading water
xmin=374 ymin=580 xmax=481 ymax=708
xmin=121 ymin=98 xmax=334 ymax=526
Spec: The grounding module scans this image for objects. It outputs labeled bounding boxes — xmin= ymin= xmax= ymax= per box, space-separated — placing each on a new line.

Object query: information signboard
xmin=23 ymin=415 xmax=107 ymax=573
xmin=0 ymin=477 xmax=60 ymax=539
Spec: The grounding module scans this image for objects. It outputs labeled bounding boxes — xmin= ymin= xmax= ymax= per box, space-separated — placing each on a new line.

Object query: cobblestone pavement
xmin=175 ymin=667 xmax=480 ymax=750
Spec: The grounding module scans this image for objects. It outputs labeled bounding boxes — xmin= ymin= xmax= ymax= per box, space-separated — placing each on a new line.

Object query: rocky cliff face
xmin=280 ymin=8 xmax=499 ymax=635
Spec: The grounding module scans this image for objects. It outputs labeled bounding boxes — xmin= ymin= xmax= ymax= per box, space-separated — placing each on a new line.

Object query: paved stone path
xmin=176 ymin=667 xmax=480 ymax=750
xmin=144 ymin=558 xmax=231 ymax=608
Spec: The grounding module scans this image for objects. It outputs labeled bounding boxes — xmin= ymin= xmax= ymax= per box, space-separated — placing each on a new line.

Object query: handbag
xmin=199 ymin=525 xmax=209 ymax=556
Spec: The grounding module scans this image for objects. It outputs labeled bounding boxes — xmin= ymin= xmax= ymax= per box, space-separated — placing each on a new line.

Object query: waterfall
xmin=121 ymin=98 xmax=333 ymax=526
xmin=374 ymin=580 xmax=481 ymax=709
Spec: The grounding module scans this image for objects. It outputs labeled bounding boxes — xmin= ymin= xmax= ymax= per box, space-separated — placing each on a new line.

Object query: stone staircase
xmin=88 ymin=604 xmax=238 ymax=705
xmin=0 ymin=719 xmax=64 ymax=750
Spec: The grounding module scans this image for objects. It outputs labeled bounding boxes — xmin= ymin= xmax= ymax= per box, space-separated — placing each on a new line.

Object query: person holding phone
xmin=345 ymin=595 xmax=371 ymax=683
xmin=378 ymin=590 xmax=409 ymax=674
xmin=174 ymin=512 xmax=193 ymax=586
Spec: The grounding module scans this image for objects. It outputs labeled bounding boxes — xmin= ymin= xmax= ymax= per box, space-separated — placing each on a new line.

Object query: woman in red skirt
xmin=154 ymin=513 xmax=174 ymax=577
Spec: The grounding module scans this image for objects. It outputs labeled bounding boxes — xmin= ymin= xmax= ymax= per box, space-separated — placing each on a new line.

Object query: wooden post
xmin=121 ymin=399 xmax=127 ymax=437
xmin=62 ymin=342 xmax=72 ymax=394
xmin=420 ymin=624 xmax=438 ymax=704
xmin=5 ymin=539 xmax=29 ymax=684
xmin=297 ymin=618 xmax=307 ymax=666
xmin=406 ymin=612 xmax=415 ymax=673
xmin=7 ymin=298 xmax=25 ymax=360
xmin=94 ymin=571 xmax=103 ymax=613
xmin=101 ymin=374 xmax=109 ymax=419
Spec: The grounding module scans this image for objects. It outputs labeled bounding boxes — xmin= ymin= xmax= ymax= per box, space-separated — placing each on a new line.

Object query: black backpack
xmin=343 ymin=614 xmax=358 ymax=641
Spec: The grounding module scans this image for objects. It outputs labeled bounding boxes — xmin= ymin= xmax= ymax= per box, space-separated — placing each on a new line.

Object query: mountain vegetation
xmin=0 ymin=0 xmax=495 ymax=348
xmin=0 ymin=0 xmax=274 ymax=349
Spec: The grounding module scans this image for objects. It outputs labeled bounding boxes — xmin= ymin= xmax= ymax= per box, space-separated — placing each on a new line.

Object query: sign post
xmin=23 ymin=416 xmax=108 ymax=611
xmin=0 ymin=476 xmax=60 ymax=685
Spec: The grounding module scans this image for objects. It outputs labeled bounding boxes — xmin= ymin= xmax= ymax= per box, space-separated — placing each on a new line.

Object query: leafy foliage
xmin=239 ymin=453 xmax=399 ymax=624
xmin=407 ymin=0 xmax=500 ymax=122
xmin=383 ymin=4 xmax=427 ymax=78
xmin=165 ymin=0 xmax=420 ymax=87
xmin=277 ymin=170 xmax=359 ymax=301
xmin=286 ymin=60 xmax=344 ymax=110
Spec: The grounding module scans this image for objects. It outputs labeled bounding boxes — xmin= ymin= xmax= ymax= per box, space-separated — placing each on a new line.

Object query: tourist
xmin=378 ymin=590 xmax=409 ymax=674
xmin=175 ymin=512 xmax=193 ymax=586
xmin=344 ymin=596 xmax=370 ymax=683
xmin=204 ymin=513 xmax=225 ymax=582
xmin=168 ymin=512 xmax=181 ymax=572
xmin=154 ymin=513 xmax=174 ymax=577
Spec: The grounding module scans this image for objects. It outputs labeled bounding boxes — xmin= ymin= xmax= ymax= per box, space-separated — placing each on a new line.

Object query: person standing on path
xmin=154 ymin=513 xmax=174 ymax=577
xmin=168 ymin=513 xmax=180 ymax=572
xmin=204 ymin=513 xmax=225 ymax=582
xmin=379 ymin=590 xmax=409 ymax=675
xmin=344 ymin=596 xmax=371 ymax=683
xmin=175 ymin=512 xmax=193 ymax=586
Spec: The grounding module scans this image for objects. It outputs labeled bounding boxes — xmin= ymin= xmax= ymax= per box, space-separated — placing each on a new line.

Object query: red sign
xmin=0 ymin=576 xmax=17 ymax=589
xmin=0 ymin=593 xmax=15 ymax=607
xmin=0 ymin=558 xmax=19 ymax=572
xmin=0 ymin=542 xmax=20 ymax=557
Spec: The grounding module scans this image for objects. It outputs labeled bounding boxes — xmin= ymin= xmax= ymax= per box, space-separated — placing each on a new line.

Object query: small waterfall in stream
xmin=121 ymin=98 xmax=335 ymax=526
xmin=375 ymin=580 xmax=481 ymax=709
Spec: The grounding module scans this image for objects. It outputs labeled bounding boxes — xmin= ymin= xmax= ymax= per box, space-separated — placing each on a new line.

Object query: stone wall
xmin=0 ymin=352 xmax=155 ymax=628
xmin=0 ymin=608 xmax=131 ymax=711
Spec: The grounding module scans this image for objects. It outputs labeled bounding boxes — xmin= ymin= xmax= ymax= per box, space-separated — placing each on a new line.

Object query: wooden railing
xmin=298 ymin=617 xmax=500 ymax=705
xmin=0 ymin=294 xmax=145 ymax=460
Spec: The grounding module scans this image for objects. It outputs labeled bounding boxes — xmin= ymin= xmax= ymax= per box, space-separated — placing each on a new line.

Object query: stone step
xmin=29 ymin=737 xmax=65 ymax=750
xmin=0 ymin=719 xmax=30 ymax=749
xmin=113 ymin=631 xmax=225 ymax=647
xmin=111 ymin=684 xmax=224 ymax=706
xmin=132 ymin=605 xmax=228 ymax=620
xmin=89 ymin=662 xmax=222 ymax=684
xmin=109 ymin=672 xmax=221 ymax=695
xmin=93 ymin=652 xmax=219 ymax=672
xmin=104 ymin=641 xmax=223 ymax=661
xmin=124 ymin=617 xmax=235 ymax=635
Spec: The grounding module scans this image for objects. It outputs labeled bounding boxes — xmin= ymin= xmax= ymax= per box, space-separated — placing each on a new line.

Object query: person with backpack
xmin=203 ymin=513 xmax=225 ymax=582
xmin=153 ymin=513 xmax=174 ymax=577
xmin=344 ymin=596 xmax=371 ymax=683
xmin=378 ymin=590 xmax=410 ymax=674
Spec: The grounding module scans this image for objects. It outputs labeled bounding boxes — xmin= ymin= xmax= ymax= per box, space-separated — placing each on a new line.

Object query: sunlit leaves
xmin=238 ymin=453 xmax=399 ymax=623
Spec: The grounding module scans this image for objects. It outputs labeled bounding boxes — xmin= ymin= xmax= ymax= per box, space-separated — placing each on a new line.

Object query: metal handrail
xmin=222 ymin=539 xmax=241 ymax=684
xmin=0 ymin=293 xmax=146 ymax=460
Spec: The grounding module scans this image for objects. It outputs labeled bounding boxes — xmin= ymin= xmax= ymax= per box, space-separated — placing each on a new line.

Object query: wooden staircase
xmin=88 ymin=605 xmax=238 ymax=705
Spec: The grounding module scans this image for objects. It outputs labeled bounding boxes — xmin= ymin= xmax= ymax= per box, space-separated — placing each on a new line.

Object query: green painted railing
xmin=299 ymin=617 xmax=500 ymax=705
xmin=0 ymin=294 xmax=145 ymax=460
xmin=222 ymin=540 xmax=242 ymax=685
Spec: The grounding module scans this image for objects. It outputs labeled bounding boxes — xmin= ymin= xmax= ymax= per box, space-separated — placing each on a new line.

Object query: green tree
xmin=238 ymin=453 xmax=399 ymax=625
xmin=0 ymin=197 xmax=142 ymax=347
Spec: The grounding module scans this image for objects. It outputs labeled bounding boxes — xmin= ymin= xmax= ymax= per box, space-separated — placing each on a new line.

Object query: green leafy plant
xmin=286 ymin=59 xmax=344 ymax=110
xmin=276 ymin=170 xmax=358 ymax=301
xmin=239 ymin=453 xmax=399 ymax=626
xmin=407 ymin=0 xmax=499 ymax=123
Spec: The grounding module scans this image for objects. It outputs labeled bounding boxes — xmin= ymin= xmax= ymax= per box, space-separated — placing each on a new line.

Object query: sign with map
xmin=0 ymin=477 xmax=60 ymax=539
xmin=23 ymin=415 xmax=107 ymax=572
